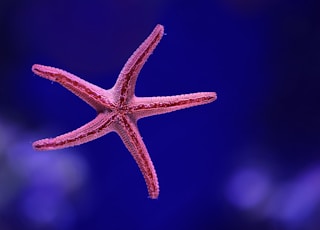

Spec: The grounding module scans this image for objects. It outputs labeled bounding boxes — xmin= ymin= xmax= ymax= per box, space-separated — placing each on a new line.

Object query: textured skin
xmin=32 ymin=24 xmax=217 ymax=199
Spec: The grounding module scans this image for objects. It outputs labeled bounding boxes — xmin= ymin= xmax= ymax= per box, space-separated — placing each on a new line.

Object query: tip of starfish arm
xmin=211 ymin=92 xmax=217 ymax=101
xmin=32 ymin=64 xmax=50 ymax=78
xmin=147 ymin=182 xmax=160 ymax=199
xmin=148 ymin=192 xmax=159 ymax=199
xmin=32 ymin=64 xmax=44 ymax=74
xmin=155 ymin=24 xmax=164 ymax=32
xmin=32 ymin=139 xmax=57 ymax=151
xmin=32 ymin=139 xmax=46 ymax=151
xmin=32 ymin=64 xmax=60 ymax=79
xmin=200 ymin=92 xmax=217 ymax=104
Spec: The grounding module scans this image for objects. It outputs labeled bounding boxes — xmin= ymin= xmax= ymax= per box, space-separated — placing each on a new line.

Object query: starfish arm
xmin=116 ymin=115 xmax=159 ymax=199
xmin=132 ymin=92 xmax=217 ymax=119
xmin=33 ymin=112 xmax=116 ymax=150
xmin=32 ymin=64 xmax=114 ymax=112
xmin=113 ymin=24 xmax=164 ymax=106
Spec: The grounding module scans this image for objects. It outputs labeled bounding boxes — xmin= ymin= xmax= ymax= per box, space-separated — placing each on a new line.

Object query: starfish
xmin=32 ymin=24 xmax=217 ymax=199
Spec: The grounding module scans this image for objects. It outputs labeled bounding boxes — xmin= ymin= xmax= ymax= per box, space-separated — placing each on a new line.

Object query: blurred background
xmin=1 ymin=0 xmax=320 ymax=229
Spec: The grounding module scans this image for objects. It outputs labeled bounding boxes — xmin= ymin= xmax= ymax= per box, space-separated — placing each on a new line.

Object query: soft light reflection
xmin=264 ymin=166 xmax=320 ymax=225
xmin=226 ymin=168 xmax=271 ymax=209
xmin=226 ymin=164 xmax=320 ymax=228
xmin=0 ymin=117 xmax=88 ymax=229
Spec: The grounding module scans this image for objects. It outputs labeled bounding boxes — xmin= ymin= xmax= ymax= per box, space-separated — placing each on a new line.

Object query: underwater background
xmin=1 ymin=0 xmax=320 ymax=229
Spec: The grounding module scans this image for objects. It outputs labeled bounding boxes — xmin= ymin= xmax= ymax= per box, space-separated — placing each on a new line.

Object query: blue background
xmin=1 ymin=0 xmax=320 ymax=229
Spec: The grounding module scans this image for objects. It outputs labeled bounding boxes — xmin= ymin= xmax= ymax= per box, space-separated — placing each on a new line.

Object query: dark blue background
xmin=1 ymin=0 xmax=320 ymax=229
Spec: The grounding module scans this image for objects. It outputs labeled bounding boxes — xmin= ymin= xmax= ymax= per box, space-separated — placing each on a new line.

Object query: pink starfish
xmin=32 ymin=24 xmax=217 ymax=199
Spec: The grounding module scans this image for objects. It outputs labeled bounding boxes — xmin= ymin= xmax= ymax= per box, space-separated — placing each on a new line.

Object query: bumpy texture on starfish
xmin=32 ymin=24 xmax=217 ymax=199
